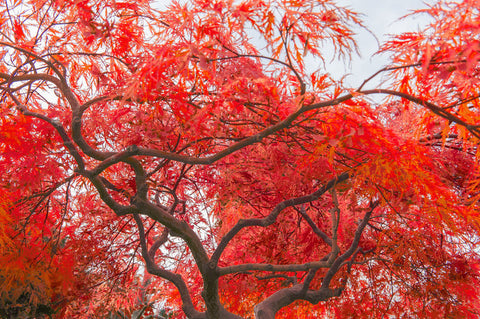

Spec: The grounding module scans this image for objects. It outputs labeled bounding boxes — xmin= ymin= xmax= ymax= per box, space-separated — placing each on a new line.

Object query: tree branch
xmin=148 ymin=228 xmax=169 ymax=260
xmin=253 ymin=284 xmax=342 ymax=319
xmin=321 ymin=200 xmax=379 ymax=289
xmin=296 ymin=206 xmax=332 ymax=247
xmin=134 ymin=94 xmax=355 ymax=165
xmin=360 ymin=89 xmax=480 ymax=139
xmin=218 ymin=260 xmax=330 ymax=276
xmin=133 ymin=214 xmax=205 ymax=319
xmin=0 ymin=72 xmax=62 ymax=88
xmin=253 ymin=201 xmax=379 ymax=319
xmin=7 ymin=90 xmax=86 ymax=171
xmin=80 ymin=171 xmax=136 ymax=216
xmin=357 ymin=60 xmax=467 ymax=91
xmin=211 ymin=172 xmax=350 ymax=266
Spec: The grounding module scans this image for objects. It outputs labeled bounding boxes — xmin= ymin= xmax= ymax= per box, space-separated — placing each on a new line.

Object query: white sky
xmin=155 ymin=0 xmax=431 ymax=87
xmin=328 ymin=0 xmax=430 ymax=87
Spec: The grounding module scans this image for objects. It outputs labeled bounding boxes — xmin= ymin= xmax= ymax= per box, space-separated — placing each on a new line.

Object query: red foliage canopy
xmin=1 ymin=0 xmax=480 ymax=318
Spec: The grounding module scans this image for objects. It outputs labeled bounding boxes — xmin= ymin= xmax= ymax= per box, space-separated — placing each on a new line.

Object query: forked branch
xmin=211 ymin=172 xmax=350 ymax=266
xmin=133 ymin=214 xmax=204 ymax=319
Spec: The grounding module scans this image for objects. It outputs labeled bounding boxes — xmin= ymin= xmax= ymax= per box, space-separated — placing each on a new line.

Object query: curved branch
xmin=357 ymin=60 xmax=467 ymax=91
xmin=0 ymin=43 xmax=117 ymax=168
xmin=148 ymin=228 xmax=169 ymax=260
xmin=87 ymin=146 xmax=141 ymax=176
xmin=254 ymin=284 xmax=342 ymax=319
xmin=124 ymin=157 xmax=148 ymax=199
xmin=321 ymin=200 xmax=379 ymax=289
xmin=79 ymin=94 xmax=115 ymax=112
xmin=0 ymin=41 xmax=65 ymax=78
xmin=71 ymin=110 xmax=114 ymax=160
xmin=0 ymin=72 xmax=62 ymax=88
xmin=133 ymin=198 xmax=211 ymax=271
xmin=296 ymin=206 xmax=332 ymax=246
xmin=133 ymin=214 xmax=204 ymax=319
xmin=218 ymin=45 xmax=305 ymax=93
xmin=280 ymin=25 xmax=306 ymax=95
xmin=122 ymin=198 xmax=238 ymax=318
xmin=8 ymin=90 xmax=146 ymax=214
xmin=0 ymin=41 xmax=82 ymax=111
xmin=360 ymin=89 xmax=480 ymax=139
xmin=253 ymin=201 xmax=378 ymax=319
xmin=136 ymin=94 xmax=354 ymax=165
xmin=60 ymin=87 xmax=353 ymax=171
xmin=7 ymin=91 xmax=85 ymax=171
xmin=81 ymin=172 xmax=136 ymax=216
xmin=210 ymin=172 xmax=350 ymax=266
xmin=74 ymin=87 xmax=480 ymax=170
xmin=218 ymin=260 xmax=330 ymax=276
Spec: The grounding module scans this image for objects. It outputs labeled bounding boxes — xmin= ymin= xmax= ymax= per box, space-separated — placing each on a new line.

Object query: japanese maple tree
xmin=1 ymin=0 xmax=480 ymax=318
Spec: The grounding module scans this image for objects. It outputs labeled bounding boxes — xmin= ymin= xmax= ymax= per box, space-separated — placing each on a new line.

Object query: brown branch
xmin=79 ymin=171 xmax=135 ymax=216
xmin=251 ymin=201 xmax=379 ymax=319
xmin=357 ymin=60 xmax=467 ymax=91
xmin=0 ymin=41 xmax=82 ymax=112
xmin=210 ymin=172 xmax=350 ymax=266
xmin=133 ymin=198 xmax=211 ymax=272
xmin=133 ymin=199 xmax=238 ymax=318
xmin=296 ymin=206 xmax=332 ymax=246
xmin=300 ymin=269 xmax=318 ymax=296
xmin=79 ymin=94 xmax=116 ymax=112
xmin=321 ymin=200 xmax=379 ymax=289
xmin=256 ymin=274 xmax=297 ymax=285
xmin=0 ymin=72 xmax=62 ymax=88
xmin=133 ymin=214 xmax=204 ymax=319
xmin=0 ymin=43 xmax=114 ymax=165
xmin=254 ymin=284 xmax=342 ymax=319
xmin=7 ymin=91 xmax=86 ymax=171
xmin=360 ymin=89 xmax=480 ymax=139
xmin=0 ymin=41 xmax=65 ymax=79
xmin=134 ymin=94 xmax=355 ymax=165
xmin=58 ymin=86 xmax=349 ymax=173
xmin=218 ymin=260 xmax=330 ymax=276
xmin=71 ymin=110 xmax=115 ymax=160
xmin=148 ymin=228 xmax=169 ymax=260
xmin=330 ymin=189 xmax=340 ymax=259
